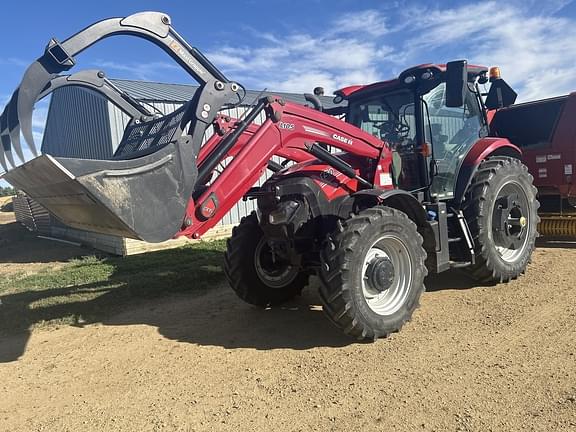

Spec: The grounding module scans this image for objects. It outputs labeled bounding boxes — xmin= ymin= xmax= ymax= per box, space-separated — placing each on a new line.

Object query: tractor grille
xmin=113 ymin=105 xmax=187 ymax=159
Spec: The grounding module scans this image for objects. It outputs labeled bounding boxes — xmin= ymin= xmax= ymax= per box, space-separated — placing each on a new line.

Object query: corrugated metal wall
xmin=42 ymin=87 xmax=114 ymax=159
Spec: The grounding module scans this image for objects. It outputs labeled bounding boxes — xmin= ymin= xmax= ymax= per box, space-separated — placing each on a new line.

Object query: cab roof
xmin=336 ymin=63 xmax=488 ymax=98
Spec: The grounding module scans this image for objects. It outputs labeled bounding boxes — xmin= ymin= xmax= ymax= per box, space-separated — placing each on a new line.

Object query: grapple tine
xmin=16 ymin=61 xmax=51 ymax=157
xmin=0 ymin=111 xmax=17 ymax=169
xmin=0 ymin=108 xmax=7 ymax=172
xmin=7 ymin=89 xmax=26 ymax=164
xmin=0 ymin=135 xmax=7 ymax=172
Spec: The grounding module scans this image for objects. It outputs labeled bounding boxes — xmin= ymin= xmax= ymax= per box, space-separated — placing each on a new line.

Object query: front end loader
xmin=0 ymin=12 xmax=539 ymax=340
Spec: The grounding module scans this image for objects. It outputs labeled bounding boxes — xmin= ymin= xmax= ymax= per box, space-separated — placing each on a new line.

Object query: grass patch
xmin=0 ymin=240 xmax=227 ymax=334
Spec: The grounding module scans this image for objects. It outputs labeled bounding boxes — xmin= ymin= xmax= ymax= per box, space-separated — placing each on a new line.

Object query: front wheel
xmin=319 ymin=206 xmax=427 ymax=341
xmin=224 ymin=213 xmax=309 ymax=307
xmin=463 ymin=157 xmax=539 ymax=282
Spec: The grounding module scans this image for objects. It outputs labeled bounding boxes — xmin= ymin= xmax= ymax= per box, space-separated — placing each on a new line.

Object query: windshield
xmin=347 ymin=89 xmax=423 ymax=191
xmin=348 ymin=89 xmax=416 ymax=146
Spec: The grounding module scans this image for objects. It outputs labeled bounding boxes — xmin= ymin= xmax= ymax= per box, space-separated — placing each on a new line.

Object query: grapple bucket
xmin=4 ymin=144 xmax=197 ymax=243
xmin=0 ymin=11 xmax=239 ymax=242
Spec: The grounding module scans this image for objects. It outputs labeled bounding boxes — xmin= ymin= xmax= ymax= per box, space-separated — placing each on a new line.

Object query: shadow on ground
xmin=536 ymin=237 xmax=576 ymax=249
xmin=425 ymin=270 xmax=487 ymax=292
xmin=0 ymin=220 xmax=510 ymax=364
xmin=0 ymin=277 xmax=353 ymax=363
xmin=0 ymin=222 xmax=91 ymax=263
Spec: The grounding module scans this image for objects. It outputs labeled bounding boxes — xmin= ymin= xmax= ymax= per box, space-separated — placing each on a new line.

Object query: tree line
xmin=0 ymin=186 xmax=16 ymax=197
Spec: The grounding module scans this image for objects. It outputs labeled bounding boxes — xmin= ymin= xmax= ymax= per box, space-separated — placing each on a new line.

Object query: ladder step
xmin=449 ymin=261 xmax=472 ymax=269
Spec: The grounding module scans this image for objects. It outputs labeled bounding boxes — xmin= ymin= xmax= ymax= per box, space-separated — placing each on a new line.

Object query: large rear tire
xmin=319 ymin=206 xmax=427 ymax=341
xmin=463 ymin=157 xmax=539 ymax=283
xmin=224 ymin=213 xmax=309 ymax=307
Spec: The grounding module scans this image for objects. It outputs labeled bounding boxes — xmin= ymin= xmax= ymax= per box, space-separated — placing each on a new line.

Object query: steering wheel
xmin=375 ymin=120 xmax=412 ymax=150
xmin=375 ymin=120 xmax=410 ymax=137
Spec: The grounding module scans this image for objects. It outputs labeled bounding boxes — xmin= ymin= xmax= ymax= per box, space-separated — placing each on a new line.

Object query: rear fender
xmin=453 ymin=137 xmax=522 ymax=207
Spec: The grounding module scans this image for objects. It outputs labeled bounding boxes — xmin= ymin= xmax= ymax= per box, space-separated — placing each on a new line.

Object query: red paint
xmin=177 ymin=99 xmax=393 ymax=239
xmin=461 ymin=137 xmax=521 ymax=168
xmin=520 ymin=93 xmax=576 ymax=198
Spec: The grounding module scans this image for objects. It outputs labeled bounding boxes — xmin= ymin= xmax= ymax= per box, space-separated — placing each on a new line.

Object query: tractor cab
xmin=339 ymin=62 xmax=491 ymax=200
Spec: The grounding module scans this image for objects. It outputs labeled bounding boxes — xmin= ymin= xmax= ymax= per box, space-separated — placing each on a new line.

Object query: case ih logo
xmin=332 ymin=134 xmax=353 ymax=145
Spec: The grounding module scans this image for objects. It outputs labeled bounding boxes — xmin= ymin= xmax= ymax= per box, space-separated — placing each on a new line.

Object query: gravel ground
xmin=1 ymin=240 xmax=575 ymax=431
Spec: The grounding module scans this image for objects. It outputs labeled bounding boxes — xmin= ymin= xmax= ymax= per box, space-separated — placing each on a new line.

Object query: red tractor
xmin=0 ymin=12 xmax=539 ymax=340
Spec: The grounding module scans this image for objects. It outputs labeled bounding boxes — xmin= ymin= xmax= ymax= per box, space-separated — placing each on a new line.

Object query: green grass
xmin=0 ymin=240 xmax=227 ymax=334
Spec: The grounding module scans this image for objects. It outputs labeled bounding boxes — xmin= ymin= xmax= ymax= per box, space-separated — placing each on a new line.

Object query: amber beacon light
xmin=489 ymin=66 xmax=501 ymax=82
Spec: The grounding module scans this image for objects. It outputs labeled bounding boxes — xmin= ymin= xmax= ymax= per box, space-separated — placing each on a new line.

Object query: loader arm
xmin=179 ymin=98 xmax=387 ymax=239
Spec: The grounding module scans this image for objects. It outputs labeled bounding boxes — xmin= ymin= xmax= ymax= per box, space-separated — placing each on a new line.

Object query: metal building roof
xmin=110 ymin=79 xmax=342 ymax=108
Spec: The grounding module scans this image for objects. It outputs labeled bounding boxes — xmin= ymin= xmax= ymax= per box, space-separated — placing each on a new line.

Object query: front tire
xmin=463 ymin=157 xmax=539 ymax=283
xmin=319 ymin=206 xmax=427 ymax=341
xmin=224 ymin=213 xmax=309 ymax=307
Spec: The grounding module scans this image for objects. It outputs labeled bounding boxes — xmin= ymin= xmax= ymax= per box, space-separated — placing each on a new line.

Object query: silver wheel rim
xmin=254 ymin=238 xmax=299 ymax=288
xmin=361 ymin=234 xmax=413 ymax=316
xmin=492 ymin=181 xmax=530 ymax=263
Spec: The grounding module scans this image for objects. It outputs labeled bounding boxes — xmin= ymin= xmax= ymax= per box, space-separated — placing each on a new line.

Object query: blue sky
xmin=1 ymin=0 xmax=576 ymax=182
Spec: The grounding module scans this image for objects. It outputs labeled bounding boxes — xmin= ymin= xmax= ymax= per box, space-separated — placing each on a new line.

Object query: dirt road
xmin=0 ymin=241 xmax=574 ymax=432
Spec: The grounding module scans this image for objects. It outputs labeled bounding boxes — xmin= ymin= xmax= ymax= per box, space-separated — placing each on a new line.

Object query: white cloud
xmin=0 ymin=58 xmax=29 ymax=68
xmin=92 ymin=60 xmax=181 ymax=81
xmin=205 ymin=2 xmax=576 ymax=101
xmin=331 ymin=10 xmax=389 ymax=37
xmin=32 ymin=105 xmax=49 ymax=130
xmin=206 ymin=20 xmax=393 ymax=94
xmin=403 ymin=1 xmax=576 ymax=101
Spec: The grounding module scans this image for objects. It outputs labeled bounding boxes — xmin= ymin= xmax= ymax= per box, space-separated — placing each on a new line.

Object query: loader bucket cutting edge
xmin=4 ymin=145 xmax=198 ymax=243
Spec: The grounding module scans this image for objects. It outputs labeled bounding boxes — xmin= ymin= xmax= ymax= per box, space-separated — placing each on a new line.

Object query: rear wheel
xmin=224 ymin=213 xmax=309 ymax=306
xmin=319 ymin=206 xmax=427 ymax=340
xmin=463 ymin=157 xmax=539 ymax=282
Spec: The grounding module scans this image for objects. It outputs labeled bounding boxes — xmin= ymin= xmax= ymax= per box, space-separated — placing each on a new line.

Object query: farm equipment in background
xmin=0 ymin=12 xmax=539 ymax=340
xmin=489 ymin=89 xmax=576 ymax=238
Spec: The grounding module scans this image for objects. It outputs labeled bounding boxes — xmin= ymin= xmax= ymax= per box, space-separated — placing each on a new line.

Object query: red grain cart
xmin=490 ymin=93 xmax=576 ymax=237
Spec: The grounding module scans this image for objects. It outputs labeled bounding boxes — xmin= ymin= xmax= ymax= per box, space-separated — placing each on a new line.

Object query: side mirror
xmin=445 ymin=60 xmax=468 ymax=107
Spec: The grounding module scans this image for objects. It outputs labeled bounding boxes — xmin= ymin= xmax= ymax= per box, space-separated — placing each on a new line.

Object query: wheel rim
xmin=254 ymin=239 xmax=299 ymax=288
xmin=491 ymin=181 xmax=531 ymax=263
xmin=361 ymin=234 xmax=413 ymax=316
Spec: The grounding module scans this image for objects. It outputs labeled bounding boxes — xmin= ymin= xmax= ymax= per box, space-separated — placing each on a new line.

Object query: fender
xmin=339 ymin=189 xmax=428 ymax=228
xmin=453 ymin=137 xmax=522 ymax=207
xmin=341 ymin=189 xmax=438 ymax=263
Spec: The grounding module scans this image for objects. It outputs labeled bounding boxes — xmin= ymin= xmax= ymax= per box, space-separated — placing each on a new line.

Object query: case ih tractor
xmin=0 ymin=12 xmax=538 ymax=340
